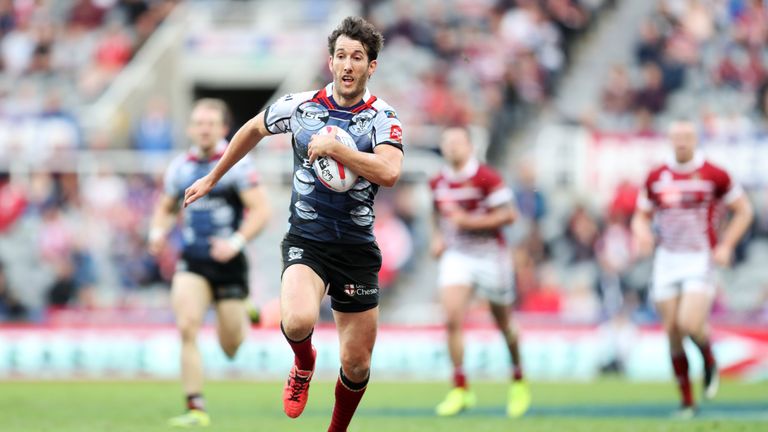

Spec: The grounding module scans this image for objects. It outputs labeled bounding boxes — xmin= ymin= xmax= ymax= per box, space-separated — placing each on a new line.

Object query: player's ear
xmin=328 ymin=55 xmax=334 ymax=73
xmin=367 ymin=59 xmax=377 ymax=79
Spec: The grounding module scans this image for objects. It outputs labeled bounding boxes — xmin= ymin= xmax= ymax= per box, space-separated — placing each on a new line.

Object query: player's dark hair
xmin=327 ymin=16 xmax=384 ymax=61
xmin=192 ymin=98 xmax=231 ymax=128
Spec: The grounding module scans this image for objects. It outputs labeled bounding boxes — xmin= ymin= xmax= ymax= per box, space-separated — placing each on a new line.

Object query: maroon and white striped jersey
xmin=637 ymin=154 xmax=743 ymax=252
xmin=429 ymin=159 xmax=513 ymax=251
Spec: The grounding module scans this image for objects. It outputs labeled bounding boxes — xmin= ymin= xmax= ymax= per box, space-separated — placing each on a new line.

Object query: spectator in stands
xmin=68 ymin=0 xmax=107 ymax=30
xmin=635 ymin=18 xmax=664 ymax=65
xmin=601 ymin=64 xmax=633 ymax=117
xmin=0 ymin=261 xmax=26 ymax=321
xmin=564 ymin=204 xmax=599 ymax=264
xmin=133 ymin=96 xmax=174 ymax=152
xmin=633 ymin=62 xmax=667 ymax=114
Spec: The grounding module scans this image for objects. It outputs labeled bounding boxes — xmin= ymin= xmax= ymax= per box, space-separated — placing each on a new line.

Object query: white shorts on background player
xmin=651 ymin=247 xmax=715 ymax=302
xmin=438 ymin=247 xmax=514 ymax=305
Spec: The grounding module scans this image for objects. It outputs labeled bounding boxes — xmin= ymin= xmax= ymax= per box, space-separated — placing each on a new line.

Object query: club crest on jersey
xmin=287 ymin=247 xmax=304 ymax=261
xmin=348 ymin=109 xmax=376 ymax=136
xmin=293 ymin=101 xmax=329 ymax=131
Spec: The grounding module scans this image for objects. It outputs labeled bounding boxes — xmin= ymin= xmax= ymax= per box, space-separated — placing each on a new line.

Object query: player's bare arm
xmin=713 ymin=194 xmax=753 ymax=266
xmin=430 ymin=212 xmax=446 ymax=258
xmin=308 ymin=128 xmax=402 ymax=187
xmin=450 ymin=202 xmax=516 ymax=231
xmin=209 ymin=185 xmax=272 ymax=263
xmin=148 ymin=193 xmax=180 ymax=255
xmin=630 ymin=208 xmax=655 ymax=257
xmin=184 ymin=111 xmax=271 ymax=206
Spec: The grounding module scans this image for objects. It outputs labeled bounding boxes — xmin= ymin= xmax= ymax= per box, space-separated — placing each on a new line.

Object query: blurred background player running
xmin=632 ymin=120 xmax=753 ymax=418
xmin=430 ymin=126 xmax=530 ymax=418
xmin=148 ymin=98 xmax=271 ymax=427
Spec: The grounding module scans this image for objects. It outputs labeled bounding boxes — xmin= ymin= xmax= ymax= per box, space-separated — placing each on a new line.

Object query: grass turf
xmin=0 ymin=380 xmax=765 ymax=431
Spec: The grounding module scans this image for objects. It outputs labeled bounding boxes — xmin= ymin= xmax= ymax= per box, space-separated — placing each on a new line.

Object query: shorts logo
xmin=389 ymin=125 xmax=402 ymax=142
xmin=344 ymin=284 xmax=378 ymax=297
xmin=288 ymin=247 xmax=304 ymax=261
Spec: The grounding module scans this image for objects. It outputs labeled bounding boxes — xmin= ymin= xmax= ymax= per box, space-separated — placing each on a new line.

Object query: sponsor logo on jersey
xmin=383 ymin=110 xmax=397 ymax=119
xmin=287 ymin=247 xmax=304 ymax=261
xmin=294 ymin=101 xmax=329 ymax=131
xmin=389 ymin=125 xmax=402 ymax=142
xmin=344 ymin=284 xmax=378 ymax=297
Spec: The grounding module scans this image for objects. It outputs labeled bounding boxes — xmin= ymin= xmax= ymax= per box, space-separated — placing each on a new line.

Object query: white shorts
xmin=438 ymin=247 xmax=514 ymax=305
xmin=650 ymin=248 xmax=715 ymax=302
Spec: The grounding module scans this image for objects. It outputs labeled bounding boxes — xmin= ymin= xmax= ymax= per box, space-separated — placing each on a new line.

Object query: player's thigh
xmin=438 ymin=251 xmax=474 ymax=318
xmin=281 ymin=264 xmax=326 ymax=321
xmin=215 ymin=299 xmax=247 ymax=343
xmin=475 ymin=248 xmax=515 ymax=307
xmin=654 ymin=293 xmax=681 ymax=334
xmin=171 ymin=272 xmax=213 ymax=328
xmin=677 ymin=285 xmax=714 ymax=334
xmin=334 ymin=307 xmax=379 ymax=367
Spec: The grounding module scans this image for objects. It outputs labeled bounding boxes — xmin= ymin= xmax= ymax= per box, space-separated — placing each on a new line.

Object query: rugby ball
xmin=312 ymin=126 xmax=359 ymax=192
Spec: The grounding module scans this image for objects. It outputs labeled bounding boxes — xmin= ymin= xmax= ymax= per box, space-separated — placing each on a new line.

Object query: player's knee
xmin=220 ymin=337 xmax=243 ymax=359
xmin=281 ymin=314 xmax=315 ymax=341
xmin=676 ymin=319 xmax=700 ymax=338
xmin=340 ymin=350 xmax=371 ymax=382
xmin=176 ymin=316 xmax=202 ymax=342
xmin=445 ymin=315 xmax=463 ymax=333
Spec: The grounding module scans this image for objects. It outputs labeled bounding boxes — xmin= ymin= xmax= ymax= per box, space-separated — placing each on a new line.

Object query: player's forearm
xmin=461 ymin=208 xmax=515 ymax=231
xmin=237 ymin=204 xmax=271 ymax=242
xmin=630 ymin=211 xmax=652 ymax=237
xmin=331 ymin=145 xmax=401 ymax=187
xmin=719 ymin=200 xmax=753 ymax=250
xmin=149 ymin=198 xmax=178 ymax=239
xmin=209 ymin=116 xmax=268 ymax=184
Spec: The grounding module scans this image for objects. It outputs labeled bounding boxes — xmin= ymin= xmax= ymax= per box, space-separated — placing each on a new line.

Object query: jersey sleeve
xmin=230 ymin=156 xmax=261 ymax=191
xmin=713 ymin=166 xmax=743 ymax=205
xmin=263 ymin=91 xmax=314 ymax=135
xmin=372 ymin=107 xmax=403 ymax=151
xmin=636 ymin=171 xmax=655 ymax=212
xmin=480 ymin=166 xmax=512 ymax=208
xmin=163 ymin=156 xmax=184 ymax=199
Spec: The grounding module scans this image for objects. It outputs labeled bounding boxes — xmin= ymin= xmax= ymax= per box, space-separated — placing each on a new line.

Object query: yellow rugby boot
xmin=167 ymin=409 xmax=211 ymax=427
xmin=435 ymin=387 xmax=476 ymax=416
xmin=507 ymin=380 xmax=531 ymax=418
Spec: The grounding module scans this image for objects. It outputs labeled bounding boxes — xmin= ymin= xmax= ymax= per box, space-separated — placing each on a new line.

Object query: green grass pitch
xmin=0 ymin=380 xmax=765 ymax=431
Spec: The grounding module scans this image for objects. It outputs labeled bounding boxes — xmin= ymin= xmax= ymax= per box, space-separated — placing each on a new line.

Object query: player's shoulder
xmin=370 ymin=96 xmax=399 ymax=118
xmin=700 ymin=159 xmax=730 ymax=177
xmin=645 ymin=163 xmax=668 ymax=181
xmin=167 ymin=151 xmax=191 ymax=173
xmin=428 ymin=171 xmax=444 ymax=188
xmin=474 ymin=163 xmax=504 ymax=185
xmin=273 ymin=90 xmax=318 ymax=106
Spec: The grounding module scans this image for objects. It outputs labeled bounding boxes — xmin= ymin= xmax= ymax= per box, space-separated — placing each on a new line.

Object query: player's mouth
xmin=341 ymin=75 xmax=355 ymax=86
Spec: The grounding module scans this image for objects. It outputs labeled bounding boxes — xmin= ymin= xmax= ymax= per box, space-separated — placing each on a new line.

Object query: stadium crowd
xmin=0 ymin=0 xmax=767 ymax=334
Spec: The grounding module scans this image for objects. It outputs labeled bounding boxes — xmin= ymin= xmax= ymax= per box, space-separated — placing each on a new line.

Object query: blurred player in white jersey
xmin=148 ymin=99 xmax=271 ymax=427
xmin=632 ymin=120 xmax=753 ymax=417
xmin=429 ymin=127 xmax=530 ymax=418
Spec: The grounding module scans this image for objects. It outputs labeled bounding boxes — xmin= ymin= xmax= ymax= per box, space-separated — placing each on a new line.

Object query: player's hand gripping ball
xmin=312 ymin=126 xmax=359 ymax=192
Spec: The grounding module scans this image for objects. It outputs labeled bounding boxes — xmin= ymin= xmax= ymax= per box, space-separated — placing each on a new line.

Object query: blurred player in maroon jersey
xmin=632 ymin=120 xmax=753 ymax=417
xmin=429 ymin=127 xmax=530 ymax=418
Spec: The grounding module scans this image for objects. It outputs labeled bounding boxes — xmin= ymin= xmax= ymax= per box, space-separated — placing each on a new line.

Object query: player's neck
xmin=333 ymin=94 xmax=363 ymax=107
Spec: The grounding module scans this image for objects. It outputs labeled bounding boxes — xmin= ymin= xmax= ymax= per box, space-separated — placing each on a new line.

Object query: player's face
xmin=669 ymin=122 xmax=697 ymax=163
xmin=329 ymin=35 xmax=377 ymax=104
xmin=187 ymin=106 xmax=227 ymax=151
xmin=440 ymin=128 xmax=473 ymax=167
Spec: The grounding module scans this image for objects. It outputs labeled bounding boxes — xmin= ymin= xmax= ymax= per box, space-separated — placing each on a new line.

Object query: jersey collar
xmin=188 ymin=140 xmax=227 ymax=162
xmin=667 ymin=152 xmax=704 ymax=173
xmin=324 ymin=82 xmax=372 ymax=111
xmin=442 ymin=158 xmax=479 ymax=182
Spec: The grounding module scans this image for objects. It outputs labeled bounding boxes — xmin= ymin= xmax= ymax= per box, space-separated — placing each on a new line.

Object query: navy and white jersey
xmin=164 ymin=142 xmax=260 ymax=260
xmin=264 ymin=83 xmax=404 ymax=244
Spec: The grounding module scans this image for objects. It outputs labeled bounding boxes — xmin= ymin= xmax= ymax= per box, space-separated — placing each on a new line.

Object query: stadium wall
xmin=0 ymin=326 xmax=765 ymax=382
